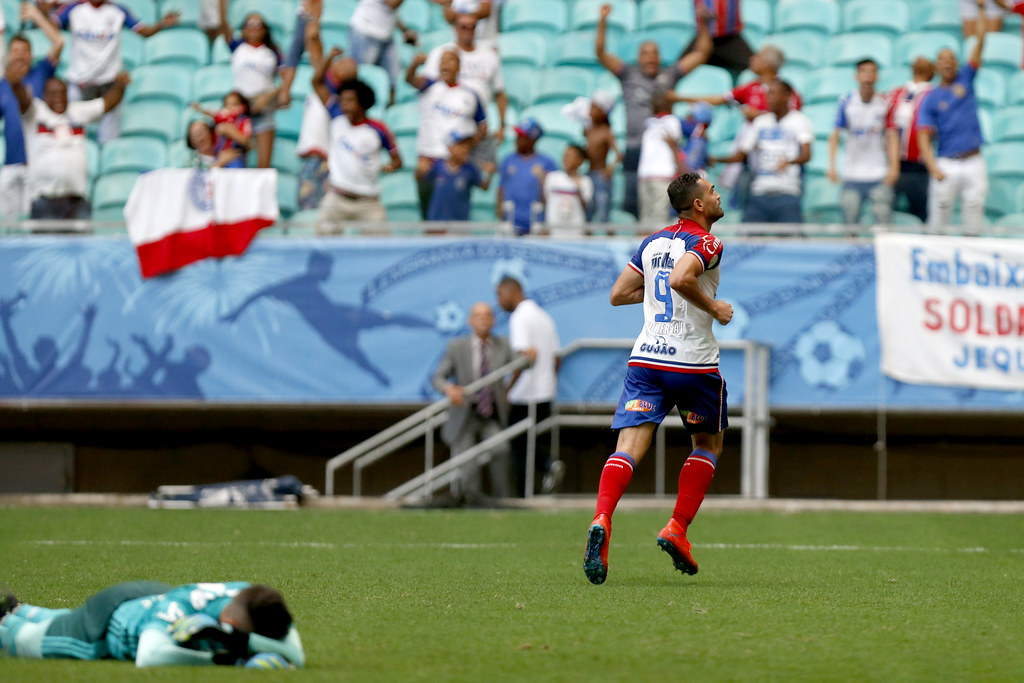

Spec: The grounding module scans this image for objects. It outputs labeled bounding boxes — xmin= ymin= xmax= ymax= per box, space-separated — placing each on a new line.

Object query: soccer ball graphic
xmin=434 ymin=300 xmax=465 ymax=334
xmin=793 ymin=321 xmax=865 ymax=390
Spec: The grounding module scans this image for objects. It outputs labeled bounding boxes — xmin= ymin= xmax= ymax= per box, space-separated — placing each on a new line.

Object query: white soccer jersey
xmin=229 ymin=40 xmax=281 ymax=98
xmin=835 ymin=90 xmax=889 ymax=183
xmin=626 ymin=219 xmax=724 ymax=373
xmin=424 ymin=43 xmax=504 ymax=117
xmin=543 ymin=170 xmax=592 ymax=232
xmin=296 ymin=92 xmax=330 ymax=158
xmin=451 ymin=0 xmax=500 ymax=47
xmin=637 ymin=114 xmax=682 ymax=180
xmin=325 ymin=100 xmax=397 ymax=196
xmin=52 ymin=1 xmax=141 ymax=85
xmin=24 ymin=97 xmax=106 ymax=200
xmin=740 ymin=109 xmax=814 ymax=196
xmin=415 ymin=79 xmax=485 ymax=159
xmin=349 ymin=0 xmax=399 ymax=42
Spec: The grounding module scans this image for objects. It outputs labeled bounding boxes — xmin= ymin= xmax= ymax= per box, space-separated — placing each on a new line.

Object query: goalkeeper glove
xmin=169 ymin=614 xmax=249 ymax=665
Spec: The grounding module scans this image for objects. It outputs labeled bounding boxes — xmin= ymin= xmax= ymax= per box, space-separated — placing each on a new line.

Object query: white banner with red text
xmin=876 ymin=232 xmax=1024 ymax=391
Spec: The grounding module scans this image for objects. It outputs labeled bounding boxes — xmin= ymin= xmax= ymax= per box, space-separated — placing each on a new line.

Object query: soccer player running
xmin=584 ymin=173 xmax=733 ymax=585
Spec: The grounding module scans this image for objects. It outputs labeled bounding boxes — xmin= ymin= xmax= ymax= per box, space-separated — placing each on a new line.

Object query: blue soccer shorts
xmin=611 ymin=365 xmax=729 ymax=435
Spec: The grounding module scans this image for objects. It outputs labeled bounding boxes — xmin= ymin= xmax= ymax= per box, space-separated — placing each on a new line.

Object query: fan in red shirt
xmin=884 ymin=57 xmax=936 ymax=223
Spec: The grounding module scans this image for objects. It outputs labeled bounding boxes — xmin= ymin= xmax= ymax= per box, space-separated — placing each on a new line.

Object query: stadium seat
xmin=531 ymin=67 xmax=596 ymax=106
xmin=774 ymin=0 xmax=840 ymax=35
xmin=609 ymin=208 xmax=636 ymax=225
xmin=548 ymin=32 xmax=605 ymax=70
xmin=144 ymin=28 xmax=210 ymax=68
xmin=125 ymin=63 xmax=193 ymax=106
xmin=394 ymin=134 xmax=418 ymax=166
xmin=91 ymin=172 xmax=141 ymax=211
xmin=358 ymin=64 xmax=391 ymax=118
xmin=532 ymin=135 xmax=571 ymax=164
xmin=983 ymin=142 xmax=1024 ymax=180
xmin=759 ymin=31 xmax=827 ymax=70
xmin=167 ymin=139 xmax=191 ymax=168
xmin=908 ymin=0 xmax=961 ymax=33
xmin=994 ymin=212 xmax=1024 ymax=228
xmin=705 ymin=107 xmax=744 ymax=147
xmin=121 ymin=0 xmax=157 ymax=24
xmin=501 ymin=0 xmax=569 ymax=38
xmin=825 ymin=32 xmax=893 ymax=68
xmin=210 ymin=36 xmax=232 ymax=65
xmin=320 ymin=0 xmax=358 ymax=31
xmin=978 ymin=108 xmax=993 ymax=144
xmin=276 ymin=172 xmax=299 ymax=218
xmin=503 ymin=64 xmax=538 ymax=109
xmin=805 ymin=139 xmax=837 ymax=177
xmin=893 ymin=31 xmax=961 ymax=67
xmin=890 ymin=211 xmax=923 ymax=226
xmin=1018 ymin=184 xmax=1024 ymax=214
xmin=803 ymin=66 xmax=856 ymax=104
xmin=802 ymin=102 xmax=838 ymax=140
xmin=985 ymin=178 xmax=1018 ymax=220
xmin=275 ymin=103 xmax=304 ymax=142
xmin=974 ymin=69 xmax=1007 ymax=111
xmin=380 ymin=172 xmax=416 ymax=208
xmin=86 ymin=138 xmax=99 ymax=183
xmin=743 ymin=0 xmax=773 ymax=35
xmin=386 ymin=204 xmax=422 ymax=222
xmin=1007 ymin=72 xmax=1024 ymax=105
xmin=397 ymin=0 xmax=432 ymax=33
xmin=121 ymin=30 xmax=146 ymax=71
xmin=157 ymin=0 xmax=201 ymax=27
xmin=674 ymin=65 xmax=734 ymax=99
xmin=191 ymin=65 xmax=235 ymax=103
xmin=572 ymin=0 xmax=636 ymax=37
xmin=802 ymin=176 xmax=843 ymax=222
xmin=120 ymin=101 xmax=182 ymax=142
xmin=271 ymin=138 xmax=301 ymax=176
xmin=519 ymin=102 xmax=585 ymax=142
xmin=964 ymin=34 xmax=1024 ymax=76
xmin=384 ymin=101 xmax=422 ymax=138
xmin=417 ymin=29 xmax=454 ymax=53
xmin=841 ymin=0 xmax=909 ymax=36
xmin=876 ymin=68 xmax=908 ymax=94
xmin=778 ymin=65 xmax=810 ymax=95
xmin=99 ymin=137 xmax=167 ymax=175
xmin=638 ymin=0 xmax=695 ymax=31
xmin=228 ymin=0 xmax=296 ymax=39
xmin=616 ymin=27 xmax=689 ymax=67
xmin=497 ymin=31 xmax=548 ymax=68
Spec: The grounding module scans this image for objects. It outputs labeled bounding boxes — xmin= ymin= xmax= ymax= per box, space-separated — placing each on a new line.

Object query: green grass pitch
xmin=2 ymin=506 xmax=1023 ymax=681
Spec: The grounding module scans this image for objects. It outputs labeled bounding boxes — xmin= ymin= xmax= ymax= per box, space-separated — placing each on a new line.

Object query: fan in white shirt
xmin=544 ymin=144 xmax=593 ymax=235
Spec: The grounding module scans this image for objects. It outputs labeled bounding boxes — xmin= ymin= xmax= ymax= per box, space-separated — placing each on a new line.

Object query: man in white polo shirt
xmin=710 ymin=80 xmax=813 ymax=223
xmin=50 ymin=0 xmax=179 ymax=144
xmin=313 ymin=48 xmax=401 ymax=234
xmin=23 ymin=72 xmax=130 ymax=218
xmin=827 ymin=58 xmax=893 ymax=225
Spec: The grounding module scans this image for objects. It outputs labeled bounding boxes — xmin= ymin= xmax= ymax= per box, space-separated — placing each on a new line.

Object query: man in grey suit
xmin=431 ymin=301 xmax=514 ymax=505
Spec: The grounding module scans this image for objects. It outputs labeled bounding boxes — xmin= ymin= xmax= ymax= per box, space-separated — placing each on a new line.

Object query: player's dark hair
xmin=338 ymin=79 xmax=376 ymax=112
xmin=566 ymin=143 xmax=587 ymax=159
xmin=667 ymin=173 xmax=704 ymax=215
xmin=237 ymin=585 xmax=291 ymax=640
xmin=856 ymin=58 xmax=878 ymax=70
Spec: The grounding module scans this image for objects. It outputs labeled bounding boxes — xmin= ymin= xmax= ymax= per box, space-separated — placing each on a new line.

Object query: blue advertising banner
xmin=1 ymin=235 xmax=1022 ymax=410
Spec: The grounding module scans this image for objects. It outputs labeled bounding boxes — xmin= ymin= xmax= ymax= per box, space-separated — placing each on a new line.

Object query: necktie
xmin=476 ymin=342 xmax=494 ymax=419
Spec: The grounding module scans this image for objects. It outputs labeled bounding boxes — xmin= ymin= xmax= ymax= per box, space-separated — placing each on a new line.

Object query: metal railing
xmin=325 ymin=338 xmax=772 ymax=500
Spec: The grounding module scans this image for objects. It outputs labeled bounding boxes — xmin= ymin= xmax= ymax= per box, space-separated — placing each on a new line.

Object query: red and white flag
xmin=125 ymin=168 xmax=279 ymax=278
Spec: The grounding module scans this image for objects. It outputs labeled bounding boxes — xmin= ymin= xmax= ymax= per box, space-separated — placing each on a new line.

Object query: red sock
xmin=673 ymin=449 xmax=717 ymax=526
xmin=594 ymin=452 xmax=635 ymax=519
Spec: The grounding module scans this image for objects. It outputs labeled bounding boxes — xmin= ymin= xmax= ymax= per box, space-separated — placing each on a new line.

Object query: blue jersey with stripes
xmin=105 ymin=582 xmax=249 ymax=661
xmin=626 ymin=219 xmax=724 ymax=373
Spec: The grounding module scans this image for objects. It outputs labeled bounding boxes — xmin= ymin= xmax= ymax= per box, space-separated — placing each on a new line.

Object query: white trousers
xmin=928 ymin=154 xmax=988 ymax=233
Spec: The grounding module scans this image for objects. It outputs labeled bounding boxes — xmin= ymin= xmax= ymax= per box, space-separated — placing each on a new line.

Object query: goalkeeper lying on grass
xmin=0 ymin=581 xmax=303 ymax=668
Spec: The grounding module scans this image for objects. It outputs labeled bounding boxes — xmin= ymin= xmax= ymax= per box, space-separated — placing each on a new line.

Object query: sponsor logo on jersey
xmin=625 ymin=399 xmax=655 ymax=412
xmin=639 ymin=335 xmax=677 ymax=355
xmin=683 ymin=411 xmax=705 ymax=424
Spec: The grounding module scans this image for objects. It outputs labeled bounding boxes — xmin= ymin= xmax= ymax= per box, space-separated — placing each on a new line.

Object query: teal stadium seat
xmin=743 ymin=0 xmax=773 ymax=35
xmin=99 ymin=137 xmax=167 ymax=174
xmin=983 ymin=142 xmax=1024 ymax=180
xmin=825 ymin=32 xmax=893 ymax=68
xmin=501 ymin=0 xmax=568 ymax=38
xmin=617 ymin=27 xmax=689 ymax=67
xmin=1006 ymin=72 xmax=1024 ymax=105
xmin=158 ymin=0 xmax=201 ymax=28
xmin=803 ymin=67 xmax=856 ymax=104
xmin=894 ymin=32 xmax=961 ymax=67
xmin=86 ymin=138 xmax=100 ymax=183
xmin=394 ymin=134 xmax=418 ymax=166
xmin=144 ymin=28 xmax=210 ymax=68
xmin=805 ymin=139 xmax=837 ymax=178
xmin=192 ymin=64 xmax=236 ymax=103
xmin=211 ymin=36 xmax=232 ymax=65
xmin=125 ymin=64 xmax=192 ymax=106
xmin=120 ymin=101 xmax=181 ymax=142
xmin=638 ymin=0 xmax=695 ymax=31
xmin=841 ymin=0 xmax=909 ymax=36
xmin=120 ymin=0 xmax=157 ymax=25
xmin=705 ymin=107 xmax=744 ymax=148
xmin=548 ymin=32 xmax=605 ymax=71
xmin=674 ymin=65 xmax=734 ymax=99
xmin=572 ymin=0 xmax=637 ymax=38
xmin=1018 ymin=185 xmax=1024 ymax=214
xmin=964 ymin=33 xmax=1024 ymax=76
xmin=519 ymin=103 xmax=585 ymax=142
xmin=167 ymin=139 xmax=191 ymax=168
xmin=121 ymin=30 xmax=146 ymax=71
xmin=994 ymin=213 xmax=1024 ymax=229
xmin=759 ymin=31 xmax=827 ymax=70
xmin=531 ymin=67 xmax=596 ymax=106
xmin=228 ymin=0 xmax=296 ymax=39
xmin=358 ymin=64 xmax=391 ymax=117
xmin=380 ymin=172 xmax=416 ymax=209
xmin=276 ymin=172 xmax=299 ymax=218
xmin=532 ymin=136 xmax=570 ymax=164
xmin=271 ymin=138 xmax=301 ymax=176
xmin=91 ymin=172 xmax=141 ymax=212
xmin=397 ymin=0 xmax=432 ymax=33
xmin=876 ymin=68 xmax=908 ymax=94
xmin=802 ymin=176 xmax=843 ymax=223
xmin=778 ymin=65 xmax=809 ymax=95
xmin=985 ymin=178 xmax=1018 ymax=220
xmin=609 ymin=208 xmax=637 ymax=225
xmin=890 ymin=211 xmax=923 ymax=226
xmin=384 ymin=102 xmax=421 ymax=138
xmin=319 ymin=0 xmax=358 ymax=31
xmin=288 ymin=64 xmax=314 ymax=100
xmin=387 ymin=204 xmax=423 ymax=222
xmin=908 ymin=0 xmax=961 ymax=33
xmin=801 ymin=102 xmax=838 ymax=141
xmin=774 ymin=0 xmax=840 ymax=35
xmin=502 ymin=64 xmax=537 ymax=109
xmin=497 ymin=31 xmax=548 ymax=68
xmin=417 ymin=29 xmax=454 ymax=53
xmin=977 ymin=108 xmax=993 ymax=144
xmin=275 ymin=103 xmax=304 ymax=142
xmin=470 ymin=182 xmax=499 ymax=222
xmin=974 ymin=69 xmax=1006 ymax=112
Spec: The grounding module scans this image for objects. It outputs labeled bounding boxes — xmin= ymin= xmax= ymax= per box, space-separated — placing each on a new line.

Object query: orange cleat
xmin=657 ymin=517 xmax=698 ymax=576
xmin=583 ymin=513 xmax=611 ymax=585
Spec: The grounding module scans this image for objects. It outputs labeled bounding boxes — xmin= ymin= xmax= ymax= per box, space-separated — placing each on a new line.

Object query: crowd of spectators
xmin=1 ymin=0 xmax=1022 ymax=231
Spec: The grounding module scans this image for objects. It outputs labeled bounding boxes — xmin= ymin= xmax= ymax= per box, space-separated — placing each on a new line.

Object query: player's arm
xmin=610 ymin=265 xmax=644 ymax=306
xmin=667 ymin=254 xmax=732 ymax=324
xmin=668 ymin=92 xmax=728 ymax=106
xmin=136 ymin=628 xmax=215 ymax=667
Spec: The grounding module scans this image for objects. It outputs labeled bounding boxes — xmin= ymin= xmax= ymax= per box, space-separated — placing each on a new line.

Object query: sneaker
xmin=583 ymin=513 xmax=611 ymax=585
xmin=0 ymin=592 xmax=18 ymax=620
xmin=657 ymin=517 xmax=698 ymax=576
xmin=541 ymin=460 xmax=565 ymax=494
